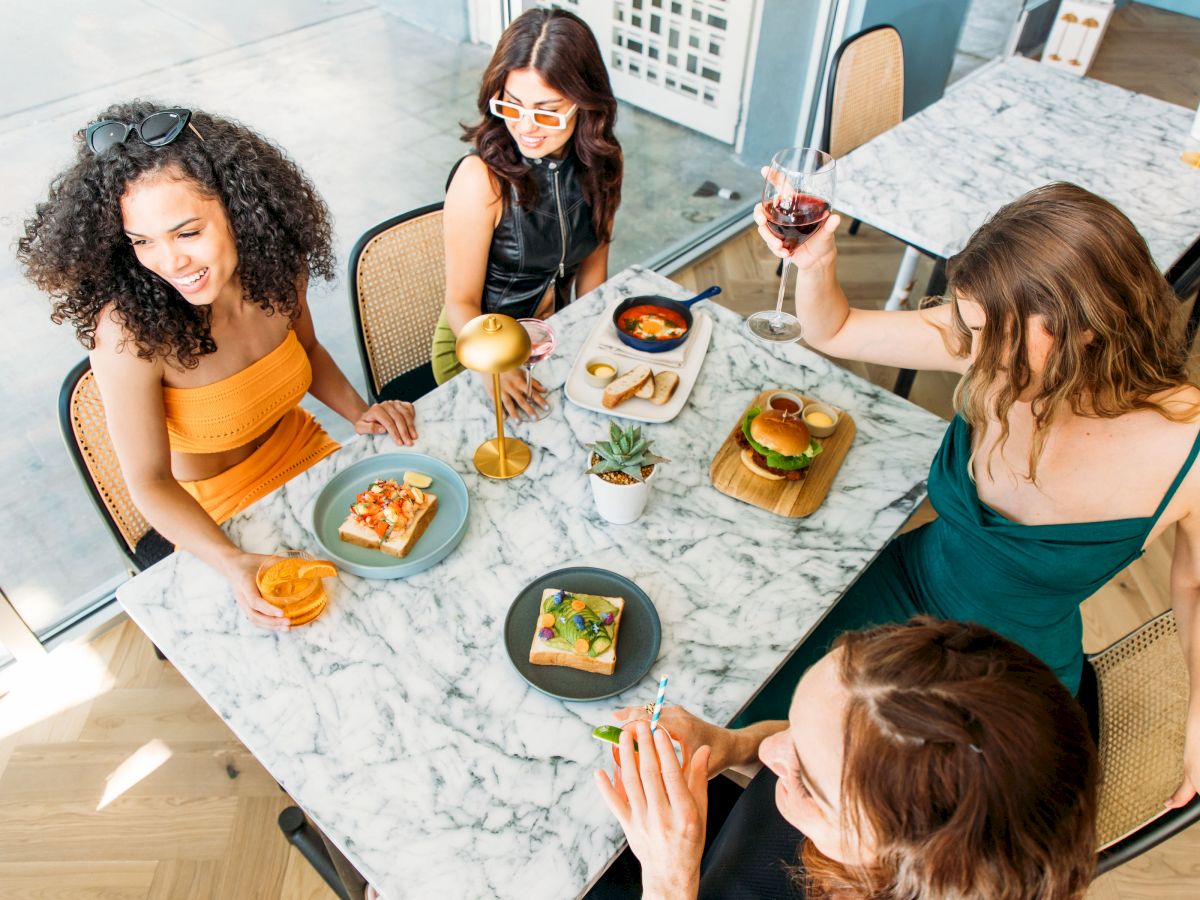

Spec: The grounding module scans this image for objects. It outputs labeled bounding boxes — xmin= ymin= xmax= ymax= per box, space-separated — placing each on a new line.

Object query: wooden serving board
xmin=709 ymin=390 xmax=856 ymax=518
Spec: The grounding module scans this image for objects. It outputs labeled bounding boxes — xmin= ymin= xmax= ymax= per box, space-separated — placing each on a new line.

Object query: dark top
xmin=448 ymin=150 xmax=599 ymax=319
xmin=854 ymin=415 xmax=1200 ymax=693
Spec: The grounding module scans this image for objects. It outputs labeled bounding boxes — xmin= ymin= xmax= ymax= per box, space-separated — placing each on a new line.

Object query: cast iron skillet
xmin=610 ymin=285 xmax=721 ymax=353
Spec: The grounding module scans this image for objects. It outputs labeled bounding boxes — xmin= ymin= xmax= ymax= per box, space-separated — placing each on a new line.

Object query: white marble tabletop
xmin=835 ymin=55 xmax=1199 ymax=272
xmin=117 ymin=266 xmax=944 ymax=899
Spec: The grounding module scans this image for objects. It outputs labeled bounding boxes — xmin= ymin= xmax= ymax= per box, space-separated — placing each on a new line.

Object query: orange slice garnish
xmin=297 ymin=560 xmax=338 ymax=580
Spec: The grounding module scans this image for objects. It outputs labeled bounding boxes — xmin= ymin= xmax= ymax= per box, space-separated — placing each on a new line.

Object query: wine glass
xmin=517 ymin=318 xmax=556 ymax=421
xmin=745 ymin=147 xmax=836 ymax=344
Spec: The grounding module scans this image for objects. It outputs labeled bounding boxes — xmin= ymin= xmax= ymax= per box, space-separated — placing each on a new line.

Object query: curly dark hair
xmin=17 ymin=100 xmax=336 ymax=367
xmin=462 ymin=8 xmax=623 ymax=243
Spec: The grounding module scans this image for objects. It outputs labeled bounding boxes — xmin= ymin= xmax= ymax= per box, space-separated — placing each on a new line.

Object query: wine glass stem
xmin=771 ymin=260 xmax=792 ymax=332
xmin=524 ymin=363 xmax=534 ymax=403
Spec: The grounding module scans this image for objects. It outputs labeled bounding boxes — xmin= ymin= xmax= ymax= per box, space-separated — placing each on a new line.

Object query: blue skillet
xmin=610 ymin=285 xmax=722 ymax=353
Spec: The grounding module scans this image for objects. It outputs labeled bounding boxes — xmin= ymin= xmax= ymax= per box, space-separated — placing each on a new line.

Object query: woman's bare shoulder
xmin=91 ymin=302 xmax=161 ymax=376
xmin=447 ymin=154 xmax=502 ymax=205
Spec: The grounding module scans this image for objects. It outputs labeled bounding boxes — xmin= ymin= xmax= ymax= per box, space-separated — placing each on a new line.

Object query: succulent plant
xmin=586 ymin=421 xmax=670 ymax=482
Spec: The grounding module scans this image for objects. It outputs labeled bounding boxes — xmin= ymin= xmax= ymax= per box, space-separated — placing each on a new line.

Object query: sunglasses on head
xmin=488 ymin=98 xmax=578 ymax=131
xmin=84 ymin=108 xmax=204 ymax=155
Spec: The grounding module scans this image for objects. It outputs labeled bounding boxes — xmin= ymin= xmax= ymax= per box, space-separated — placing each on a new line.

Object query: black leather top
xmin=448 ymin=151 xmax=598 ymax=319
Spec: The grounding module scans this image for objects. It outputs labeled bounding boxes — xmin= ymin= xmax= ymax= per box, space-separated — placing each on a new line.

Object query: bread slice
xmin=339 ymin=494 xmax=438 ymax=558
xmin=650 ymin=370 xmax=679 ymax=405
xmin=603 ymin=365 xmax=652 ymax=409
xmin=529 ymin=589 xmax=625 ymax=675
xmin=634 ymin=374 xmax=656 ymax=399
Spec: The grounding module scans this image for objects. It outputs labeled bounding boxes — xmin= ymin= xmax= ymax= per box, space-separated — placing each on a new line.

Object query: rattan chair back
xmin=824 ymin=25 xmax=904 ymax=159
xmin=349 ymin=203 xmax=445 ymax=402
xmin=1092 ymin=609 xmax=1190 ymax=851
xmin=59 ymin=359 xmax=156 ymax=571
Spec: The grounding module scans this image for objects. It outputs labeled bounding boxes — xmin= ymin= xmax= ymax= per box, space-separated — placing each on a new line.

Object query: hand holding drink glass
xmin=255 ymin=551 xmax=338 ymax=626
xmin=746 ymin=147 xmax=836 ymax=344
xmin=517 ymin=317 xmax=556 ymax=421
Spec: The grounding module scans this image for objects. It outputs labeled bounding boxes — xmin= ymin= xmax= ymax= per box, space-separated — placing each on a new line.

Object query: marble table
xmin=835 ymin=55 xmax=1200 ymax=274
xmin=117 ymin=266 xmax=944 ymax=899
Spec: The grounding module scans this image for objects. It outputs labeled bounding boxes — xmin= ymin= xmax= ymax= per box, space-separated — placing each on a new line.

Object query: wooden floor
xmin=3 ymin=4 xmax=1199 ymax=898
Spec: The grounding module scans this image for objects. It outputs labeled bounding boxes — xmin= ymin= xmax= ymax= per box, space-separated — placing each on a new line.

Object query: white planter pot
xmin=587 ymin=457 xmax=657 ymax=525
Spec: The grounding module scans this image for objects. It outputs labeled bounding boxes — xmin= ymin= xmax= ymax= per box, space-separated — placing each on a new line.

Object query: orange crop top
xmin=162 ymin=330 xmax=312 ymax=454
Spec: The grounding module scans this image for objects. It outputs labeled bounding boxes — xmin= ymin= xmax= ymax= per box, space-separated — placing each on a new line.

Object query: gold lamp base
xmin=473 ymin=437 xmax=531 ymax=479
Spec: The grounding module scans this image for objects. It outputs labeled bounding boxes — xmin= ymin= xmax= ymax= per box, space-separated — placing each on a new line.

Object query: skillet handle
xmin=680 ymin=285 xmax=721 ymax=307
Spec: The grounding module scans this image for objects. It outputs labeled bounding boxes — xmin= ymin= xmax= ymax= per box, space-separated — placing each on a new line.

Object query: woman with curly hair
xmin=19 ymin=102 xmax=418 ymax=629
xmin=431 ymin=7 xmax=623 ymax=417
xmin=595 ymin=618 xmax=1098 ymax=899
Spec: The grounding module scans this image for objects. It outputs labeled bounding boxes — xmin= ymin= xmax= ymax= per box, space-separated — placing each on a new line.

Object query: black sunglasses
xmin=85 ymin=108 xmax=203 ymax=155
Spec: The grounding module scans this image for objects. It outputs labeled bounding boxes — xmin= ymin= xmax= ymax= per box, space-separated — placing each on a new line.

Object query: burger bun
xmin=749 ymin=409 xmax=813 ymax=457
xmin=740 ymin=448 xmax=785 ymax=481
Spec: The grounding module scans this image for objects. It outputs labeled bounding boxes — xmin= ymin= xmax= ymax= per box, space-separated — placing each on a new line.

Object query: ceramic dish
xmin=503 ymin=566 xmax=662 ymax=701
xmin=309 ymin=452 xmax=469 ymax=579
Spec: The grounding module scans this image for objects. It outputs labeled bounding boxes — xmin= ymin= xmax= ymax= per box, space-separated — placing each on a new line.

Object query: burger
xmin=736 ymin=407 xmax=822 ymax=481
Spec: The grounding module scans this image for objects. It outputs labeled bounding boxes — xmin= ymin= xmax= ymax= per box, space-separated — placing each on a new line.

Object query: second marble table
xmin=116 ymin=265 xmax=944 ymax=899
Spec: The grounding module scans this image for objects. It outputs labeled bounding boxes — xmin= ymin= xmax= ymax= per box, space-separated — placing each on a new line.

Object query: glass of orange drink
xmin=255 ymin=551 xmax=338 ymax=626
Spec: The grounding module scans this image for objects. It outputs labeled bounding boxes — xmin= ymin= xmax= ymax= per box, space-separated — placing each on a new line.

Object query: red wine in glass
xmin=765 ymin=193 xmax=831 ymax=253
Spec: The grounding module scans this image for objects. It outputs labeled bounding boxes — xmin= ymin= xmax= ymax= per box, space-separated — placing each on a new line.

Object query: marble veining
xmin=836 ymin=55 xmax=1199 ymax=271
xmin=117 ymin=266 xmax=944 ymax=899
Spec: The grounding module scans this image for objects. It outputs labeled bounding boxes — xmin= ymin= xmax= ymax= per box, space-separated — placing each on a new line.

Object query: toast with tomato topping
xmin=529 ymin=589 xmax=625 ymax=675
xmin=338 ymin=478 xmax=438 ymax=559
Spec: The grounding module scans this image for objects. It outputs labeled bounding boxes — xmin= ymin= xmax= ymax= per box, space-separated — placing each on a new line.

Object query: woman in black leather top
xmin=431 ymin=7 xmax=623 ymax=417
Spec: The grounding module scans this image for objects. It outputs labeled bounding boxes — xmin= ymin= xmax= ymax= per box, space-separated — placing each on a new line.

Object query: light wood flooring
xmin=2 ymin=4 xmax=1199 ymax=898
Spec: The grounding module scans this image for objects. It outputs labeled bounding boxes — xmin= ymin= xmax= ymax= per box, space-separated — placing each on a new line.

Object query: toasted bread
xmin=339 ymin=494 xmax=438 ymax=558
xmin=650 ymin=370 xmax=679 ymax=405
xmin=603 ymin=366 xmax=652 ymax=409
xmin=529 ymin=589 xmax=625 ymax=675
xmin=634 ymin=375 xmax=655 ymax=399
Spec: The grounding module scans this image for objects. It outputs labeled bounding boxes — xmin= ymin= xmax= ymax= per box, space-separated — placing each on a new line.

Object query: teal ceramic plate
xmin=503 ymin=566 xmax=662 ymax=701
xmin=310 ymin=453 xmax=470 ymax=579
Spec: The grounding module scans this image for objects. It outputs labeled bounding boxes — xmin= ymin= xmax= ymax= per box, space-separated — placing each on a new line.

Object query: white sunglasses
xmin=489 ymin=98 xmax=578 ymax=131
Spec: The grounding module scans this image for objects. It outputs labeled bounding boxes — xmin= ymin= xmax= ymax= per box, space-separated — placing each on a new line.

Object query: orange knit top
xmin=162 ymin=330 xmax=311 ymax=454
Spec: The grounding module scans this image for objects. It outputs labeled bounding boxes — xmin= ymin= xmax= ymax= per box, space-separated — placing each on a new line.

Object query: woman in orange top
xmin=19 ymin=102 xmax=418 ymax=629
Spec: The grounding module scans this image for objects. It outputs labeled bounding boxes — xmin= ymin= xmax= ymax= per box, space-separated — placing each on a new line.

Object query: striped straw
xmin=649 ymin=674 xmax=669 ymax=734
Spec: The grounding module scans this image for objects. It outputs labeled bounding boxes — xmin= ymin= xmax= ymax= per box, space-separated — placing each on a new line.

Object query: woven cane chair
xmin=59 ymin=358 xmax=172 ymax=574
xmin=349 ymin=202 xmax=445 ymax=404
xmin=1093 ymin=609 xmax=1200 ymax=873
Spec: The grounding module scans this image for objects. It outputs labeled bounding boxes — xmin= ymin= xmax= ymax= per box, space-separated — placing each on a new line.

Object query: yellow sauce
xmin=588 ymin=364 xmax=615 ymax=378
xmin=805 ymin=411 xmax=834 ymax=429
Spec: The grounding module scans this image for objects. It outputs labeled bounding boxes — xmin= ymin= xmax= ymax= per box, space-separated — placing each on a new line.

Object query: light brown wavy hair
xmin=461 ymin=7 xmax=623 ymax=243
xmin=800 ymin=617 xmax=1098 ymax=900
xmin=932 ymin=181 xmax=1194 ymax=482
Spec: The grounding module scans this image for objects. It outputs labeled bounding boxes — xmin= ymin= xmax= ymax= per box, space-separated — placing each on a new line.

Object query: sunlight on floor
xmin=0 ymin=638 xmax=117 ymax=741
xmin=96 ymin=738 xmax=173 ymax=810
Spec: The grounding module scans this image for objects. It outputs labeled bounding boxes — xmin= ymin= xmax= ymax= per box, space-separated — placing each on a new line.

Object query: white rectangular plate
xmin=564 ymin=309 xmax=713 ymax=423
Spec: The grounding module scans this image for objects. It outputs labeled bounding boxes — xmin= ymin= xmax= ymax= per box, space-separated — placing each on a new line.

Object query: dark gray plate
xmin=503 ymin=566 xmax=662 ymax=701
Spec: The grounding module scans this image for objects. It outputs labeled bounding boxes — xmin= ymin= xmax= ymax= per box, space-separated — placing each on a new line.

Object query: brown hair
xmin=935 ymin=181 xmax=1194 ymax=481
xmin=461 ymin=7 xmax=623 ymax=243
xmin=802 ymin=617 xmax=1097 ymax=900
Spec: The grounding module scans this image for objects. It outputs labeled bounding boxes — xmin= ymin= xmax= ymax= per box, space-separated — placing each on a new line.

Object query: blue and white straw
xmin=649 ymin=674 xmax=669 ymax=734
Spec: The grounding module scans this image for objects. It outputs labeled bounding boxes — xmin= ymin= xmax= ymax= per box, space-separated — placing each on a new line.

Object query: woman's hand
xmin=480 ymin=369 xmax=547 ymax=420
xmin=753 ymin=201 xmax=841 ymax=275
xmin=1166 ymin=707 xmax=1200 ymax=809
xmin=614 ymin=704 xmax=746 ymax=778
xmin=355 ymin=400 xmax=418 ymax=445
xmin=595 ymin=720 xmax=711 ymax=900
xmin=221 ymin=552 xmax=290 ymax=631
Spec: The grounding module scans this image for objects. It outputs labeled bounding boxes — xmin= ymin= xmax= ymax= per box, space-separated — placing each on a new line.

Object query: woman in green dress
xmin=744 ymin=181 xmax=1200 ymax=813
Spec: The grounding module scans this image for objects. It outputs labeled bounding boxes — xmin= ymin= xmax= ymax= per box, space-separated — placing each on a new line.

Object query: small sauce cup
xmin=766 ymin=390 xmax=805 ymax=416
xmin=584 ymin=357 xmax=619 ymax=389
xmin=802 ymin=401 xmax=839 ymax=437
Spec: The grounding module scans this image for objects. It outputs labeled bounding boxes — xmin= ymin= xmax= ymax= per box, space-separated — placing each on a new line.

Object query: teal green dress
xmin=733 ymin=415 xmax=1200 ymax=725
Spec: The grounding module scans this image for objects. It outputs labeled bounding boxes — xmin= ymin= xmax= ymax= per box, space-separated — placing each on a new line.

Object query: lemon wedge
xmin=403 ymin=471 xmax=433 ymax=489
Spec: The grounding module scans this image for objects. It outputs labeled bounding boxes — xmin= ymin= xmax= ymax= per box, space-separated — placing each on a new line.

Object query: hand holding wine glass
xmin=745 ymin=148 xmax=835 ymax=344
xmin=516 ymin=318 xmax=556 ymax=421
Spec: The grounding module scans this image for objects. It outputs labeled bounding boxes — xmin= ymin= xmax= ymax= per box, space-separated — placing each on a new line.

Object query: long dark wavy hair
xmin=18 ymin=100 xmax=336 ymax=368
xmin=462 ymin=8 xmax=623 ymax=244
xmin=802 ymin=618 xmax=1097 ymax=900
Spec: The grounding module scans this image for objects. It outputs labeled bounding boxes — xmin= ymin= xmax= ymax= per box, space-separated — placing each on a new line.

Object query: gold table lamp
xmin=455 ymin=313 xmax=532 ymax=479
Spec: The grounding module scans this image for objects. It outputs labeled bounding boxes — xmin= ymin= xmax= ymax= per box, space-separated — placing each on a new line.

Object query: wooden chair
xmin=1092 ymin=609 xmax=1200 ymax=873
xmin=348 ymin=202 xmax=445 ymax=404
xmin=58 ymin=358 xmax=172 ymax=574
